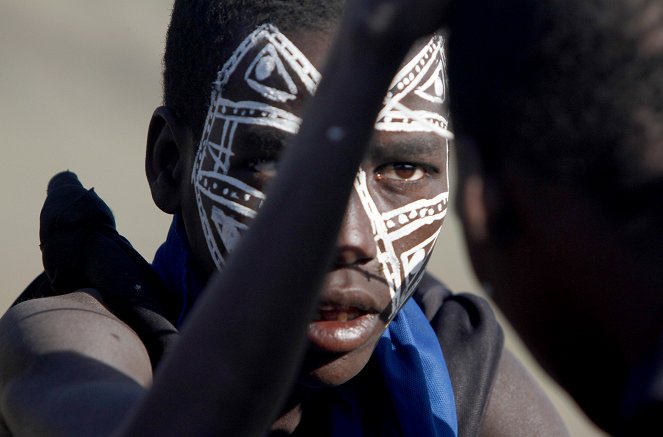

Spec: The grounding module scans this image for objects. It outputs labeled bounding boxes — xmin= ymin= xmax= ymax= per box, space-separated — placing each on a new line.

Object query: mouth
xmin=308 ymin=296 xmax=384 ymax=353
xmin=314 ymin=305 xmax=370 ymax=322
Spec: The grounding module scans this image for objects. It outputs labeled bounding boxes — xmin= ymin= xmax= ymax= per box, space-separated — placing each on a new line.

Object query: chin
xmin=298 ymin=338 xmax=378 ymax=388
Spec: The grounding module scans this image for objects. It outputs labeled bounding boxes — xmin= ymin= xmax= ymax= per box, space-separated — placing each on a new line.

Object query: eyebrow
xmin=232 ymin=126 xmax=293 ymax=157
xmin=369 ymin=134 xmax=447 ymax=160
xmin=233 ymin=126 xmax=446 ymax=163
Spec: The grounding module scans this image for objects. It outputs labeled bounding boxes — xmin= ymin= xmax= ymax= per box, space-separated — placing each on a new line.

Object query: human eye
xmin=375 ymin=162 xmax=431 ymax=182
xmin=247 ymin=157 xmax=278 ymax=179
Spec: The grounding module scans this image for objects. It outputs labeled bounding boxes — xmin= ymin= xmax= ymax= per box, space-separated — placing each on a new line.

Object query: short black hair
xmin=163 ymin=0 xmax=344 ymax=144
xmin=449 ymin=0 xmax=663 ymax=208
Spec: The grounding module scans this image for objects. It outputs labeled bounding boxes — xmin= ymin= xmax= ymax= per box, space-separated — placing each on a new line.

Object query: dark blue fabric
xmin=151 ymin=215 xmax=205 ymax=327
xmin=374 ymin=300 xmax=458 ymax=436
xmin=152 ymin=216 xmax=458 ymax=436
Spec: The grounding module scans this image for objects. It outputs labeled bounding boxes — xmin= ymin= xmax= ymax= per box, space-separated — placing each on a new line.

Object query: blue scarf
xmin=152 ymin=216 xmax=458 ymax=436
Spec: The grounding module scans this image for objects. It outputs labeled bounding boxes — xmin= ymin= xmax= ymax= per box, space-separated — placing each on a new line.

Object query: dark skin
xmin=458 ymin=156 xmax=663 ymax=433
xmin=0 ymin=0 xmax=567 ymax=435
xmin=448 ymin=0 xmax=663 ymax=432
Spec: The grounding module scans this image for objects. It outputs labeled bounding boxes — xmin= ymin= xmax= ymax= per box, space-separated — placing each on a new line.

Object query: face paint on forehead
xmin=376 ymin=35 xmax=453 ymax=140
xmin=192 ymin=24 xmax=451 ymax=320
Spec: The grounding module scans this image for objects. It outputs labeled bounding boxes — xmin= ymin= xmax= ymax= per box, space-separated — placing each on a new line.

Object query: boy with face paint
xmin=0 ymin=1 xmax=567 ymax=436
xmin=191 ymin=26 xmax=450 ymax=328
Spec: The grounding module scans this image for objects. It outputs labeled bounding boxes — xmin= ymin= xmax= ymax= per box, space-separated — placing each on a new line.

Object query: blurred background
xmin=0 ymin=1 xmax=605 ymax=435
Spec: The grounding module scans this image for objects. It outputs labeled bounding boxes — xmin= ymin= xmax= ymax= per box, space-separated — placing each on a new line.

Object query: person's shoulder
xmin=414 ymin=274 xmax=568 ymax=436
xmin=0 ymin=290 xmax=152 ymax=436
xmin=0 ymin=289 xmax=152 ymax=387
xmin=480 ymin=349 xmax=569 ymax=437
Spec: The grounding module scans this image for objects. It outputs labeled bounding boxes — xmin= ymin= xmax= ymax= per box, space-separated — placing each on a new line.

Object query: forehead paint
xmin=193 ymin=24 xmax=451 ymax=320
xmin=376 ymin=35 xmax=453 ymax=141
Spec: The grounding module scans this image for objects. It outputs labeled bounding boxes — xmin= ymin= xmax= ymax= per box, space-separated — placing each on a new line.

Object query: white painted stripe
xmin=197 ymin=171 xmax=266 ymax=199
xmin=382 ymin=191 xmax=449 ymax=220
xmin=196 ymin=184 xmax=259 ymax=218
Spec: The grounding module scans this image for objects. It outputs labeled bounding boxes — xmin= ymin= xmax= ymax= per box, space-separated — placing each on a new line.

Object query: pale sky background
xmin=0 ymin=1 xmax=605 ymax=435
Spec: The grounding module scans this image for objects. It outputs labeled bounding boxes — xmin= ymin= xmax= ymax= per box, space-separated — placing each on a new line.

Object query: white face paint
xmin=192 ymin=24 xmax=451 ymax=319
xmin=357 ymin=34 xmax=451 ymax=318
xmin=192 ymin=24 xmax=320 ymax=267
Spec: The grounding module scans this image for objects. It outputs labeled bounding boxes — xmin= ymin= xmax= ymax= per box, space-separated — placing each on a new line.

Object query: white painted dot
xmin=387 ymin=220 xmax=396 ymax=229
xmin=415 ymin=66 xmax=421 ymax=73
xmin=397 ymin=83 xmax=404 ymax=90
xmin=419 ymin=209 xmax=427 ymax=218
xmin=255 ymin=55 xmax=276 ymax=81
xmin=408 ymin=72 xmax=415 ymax=81
xmin=428 ymin=209 xmax=435 ymax=215
xmin=213 ymin=182 xmax=218 ymax=189
xmin=399 ymin=214 xmax=408 ymax=224
xmin=223 ymin=188 xmax=229 ymax=195
xmin=409 ymin=210 xmax=418 ymax=219
xmin=326 ymin=126 xmax=345 ymax=142
xmin=403 ymin=78 xmax=410 ymax=86
xmin=435 ymin=77 xmax=444 ymax=97
xmin=244 ymin=194 xmax=251 ymax=201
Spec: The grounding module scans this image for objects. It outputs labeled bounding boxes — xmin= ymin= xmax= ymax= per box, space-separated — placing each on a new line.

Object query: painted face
xmin=192 ymin=23 xmax=451 ymax=321
xmin=189 ymin=25 xmax=450 ymax=384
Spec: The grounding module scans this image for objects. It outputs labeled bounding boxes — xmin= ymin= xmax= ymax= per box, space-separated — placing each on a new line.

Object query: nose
xmin=334 ymin=190 xmax=377 ymax=266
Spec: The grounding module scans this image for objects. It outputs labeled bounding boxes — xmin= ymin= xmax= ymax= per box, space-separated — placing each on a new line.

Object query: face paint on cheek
xmin=354 ymin=168 xmax=449 ymax=320
xmin=191 ymin=24 xmax=321 ymax=270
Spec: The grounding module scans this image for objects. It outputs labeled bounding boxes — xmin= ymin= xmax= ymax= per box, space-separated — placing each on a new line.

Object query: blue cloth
xmin=151 ymin=215 xmax=205 ymax=327
xmin=375 ymin=300 xmax=458 ymax=436
xmin=152 ymin=216 xmax=458 ymax=436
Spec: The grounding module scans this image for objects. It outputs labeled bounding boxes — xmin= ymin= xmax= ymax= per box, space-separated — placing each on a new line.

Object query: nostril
xmin=335 ymin=245 xmax=373 ymax=266
xmin=337 ymin=248 xmax=359 ymax=266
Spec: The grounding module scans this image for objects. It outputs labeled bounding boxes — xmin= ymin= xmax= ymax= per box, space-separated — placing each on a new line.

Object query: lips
xmin=307 ymin=289 xmax=385 ymax=353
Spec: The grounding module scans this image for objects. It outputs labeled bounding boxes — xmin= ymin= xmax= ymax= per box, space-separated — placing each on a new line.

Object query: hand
xmin=39 ymin=171 xmax=179 ymax=367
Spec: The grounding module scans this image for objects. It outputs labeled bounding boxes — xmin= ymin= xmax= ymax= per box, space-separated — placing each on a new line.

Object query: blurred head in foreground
xmin=449 ymin=0 xmax=663 ymax=432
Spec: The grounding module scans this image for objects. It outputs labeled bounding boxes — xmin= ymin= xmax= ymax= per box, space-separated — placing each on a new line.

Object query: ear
xmin=145 ymin=106 xmax=192 ymax=214
xmin=460 ymin=170 xmax=517 ymax=283
xmin=457 ymin=136 xmax=518 ymax=248
xmin=461 ymin=173 xmax=490 ymax=244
